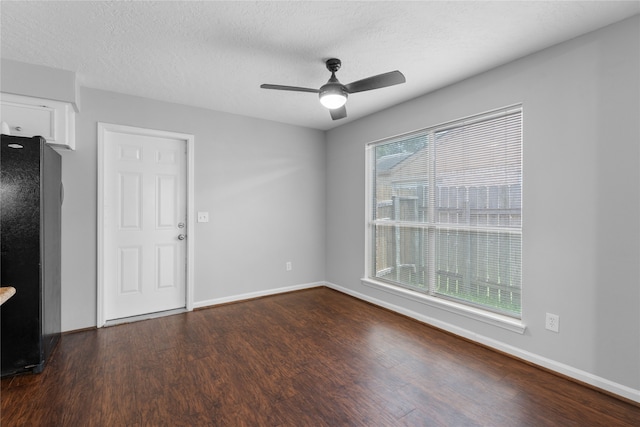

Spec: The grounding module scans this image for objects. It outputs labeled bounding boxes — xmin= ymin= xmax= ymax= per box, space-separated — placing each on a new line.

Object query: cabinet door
xmin=0 ymin=93 xmax=75 ymax=150
xmin=2 ymin=101 xmax=56 ymax=141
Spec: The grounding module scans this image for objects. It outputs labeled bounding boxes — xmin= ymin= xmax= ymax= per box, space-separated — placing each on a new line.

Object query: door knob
xmin=178 ymin=234 xmax=186 ymax=240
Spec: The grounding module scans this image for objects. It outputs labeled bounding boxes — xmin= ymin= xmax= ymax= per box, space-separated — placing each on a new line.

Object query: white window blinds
xmin=368 ymin=105 xmax=522 ymax=317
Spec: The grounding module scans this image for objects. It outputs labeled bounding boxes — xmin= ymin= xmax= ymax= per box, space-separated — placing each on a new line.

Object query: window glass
xmin=368 ymin=106 xmax=522 ymax=317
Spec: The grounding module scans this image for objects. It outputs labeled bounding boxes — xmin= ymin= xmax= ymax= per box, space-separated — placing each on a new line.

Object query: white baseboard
xmin=192 ymin=281 xmax=323 ymax=309
xmin=323 ymin=281 xmax=640 ymax=404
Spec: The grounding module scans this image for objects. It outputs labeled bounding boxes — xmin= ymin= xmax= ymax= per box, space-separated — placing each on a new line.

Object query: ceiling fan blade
xmin=260 ymin=84 xmax=319 ymax=93
xmin=344 ymin=71 xmax=406 ymax=94
xmin=330 ymin=105 xmax=347 ymax=120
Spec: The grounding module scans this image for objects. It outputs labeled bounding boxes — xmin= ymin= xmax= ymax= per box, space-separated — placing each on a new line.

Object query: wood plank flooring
xmin=2 ymin=287 xmax=638 ymax=426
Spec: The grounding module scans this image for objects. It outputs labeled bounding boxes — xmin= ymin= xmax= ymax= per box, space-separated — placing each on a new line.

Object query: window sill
xmin=360 ymin=278 xmax=526 ymax=334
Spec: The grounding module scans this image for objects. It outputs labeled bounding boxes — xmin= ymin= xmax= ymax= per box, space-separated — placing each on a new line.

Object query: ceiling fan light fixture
xmin=260 ymin=58 xmax=405 ymax=120
xmin=319 ymin=86 xmax=348 ymax=109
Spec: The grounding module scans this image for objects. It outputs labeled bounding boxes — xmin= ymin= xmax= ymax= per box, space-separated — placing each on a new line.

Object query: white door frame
xmin=97 ymin=122 xmax=195 ymax=327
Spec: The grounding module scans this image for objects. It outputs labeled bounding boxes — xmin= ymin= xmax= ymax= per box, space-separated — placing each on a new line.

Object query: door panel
xmin=119 ymin=173 xmax=142 ymax=229
xmin=118 ymin=246 xmax=141 ymax=294
xmin=156 ymin=244 xmax=177 ymax=289
xmin=156 ymin=175 xmax=177 ymax=227
xmin=104 ymin=131 xmax=186 ymax=321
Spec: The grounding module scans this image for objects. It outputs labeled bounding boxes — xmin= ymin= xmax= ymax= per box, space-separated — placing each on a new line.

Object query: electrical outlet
xmin=545 ymin=313 xmax=560 ymax=333
xmin=197 ymin=212 xmax=209 ymax=223
xmin=286 ymin=262 xmax=292 ymax=271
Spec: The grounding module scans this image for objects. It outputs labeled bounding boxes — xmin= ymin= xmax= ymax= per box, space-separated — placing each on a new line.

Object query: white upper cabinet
xmin=1 ymin=93 xmax=76 ymax=150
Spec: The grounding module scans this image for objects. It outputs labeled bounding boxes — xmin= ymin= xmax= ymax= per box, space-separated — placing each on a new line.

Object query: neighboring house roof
xmin=376 ymin=125 xmax=521 ymax=187
xmin=376 ymin=152 xmax=413 ymax=172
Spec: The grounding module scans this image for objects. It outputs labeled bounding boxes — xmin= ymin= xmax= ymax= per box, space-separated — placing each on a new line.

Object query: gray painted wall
xmin=326 ymin=16 xmax=639 ymax=394
xmin=1 ymin=58 xmax=79 ymax=110
xmin=59 ymin=87 xmax=326 ymax=331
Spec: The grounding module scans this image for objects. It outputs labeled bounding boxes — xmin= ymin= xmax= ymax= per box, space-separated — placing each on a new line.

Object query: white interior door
xmin=102 ymin=128 xmax=187 ymax=321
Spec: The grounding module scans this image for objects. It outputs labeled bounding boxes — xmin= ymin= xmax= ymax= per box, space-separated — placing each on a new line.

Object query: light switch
xmin=197 ymin=211 xmax=209 ymax=223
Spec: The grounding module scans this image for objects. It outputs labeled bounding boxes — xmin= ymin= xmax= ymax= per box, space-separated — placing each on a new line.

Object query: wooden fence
xmin=374 ymin=184 xmax=521 ymax=315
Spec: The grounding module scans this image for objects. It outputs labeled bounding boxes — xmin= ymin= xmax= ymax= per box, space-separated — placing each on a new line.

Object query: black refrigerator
xmin=1 ymin=134 xmax=62 ymax=376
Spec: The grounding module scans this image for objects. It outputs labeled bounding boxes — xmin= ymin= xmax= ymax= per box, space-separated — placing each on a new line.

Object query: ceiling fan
xmin=260 ymin=58 xmax=406 ymax=120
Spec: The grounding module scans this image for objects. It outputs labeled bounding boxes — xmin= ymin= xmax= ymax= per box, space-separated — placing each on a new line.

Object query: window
xmin=367 ymin=106 xmax=522 ymax=318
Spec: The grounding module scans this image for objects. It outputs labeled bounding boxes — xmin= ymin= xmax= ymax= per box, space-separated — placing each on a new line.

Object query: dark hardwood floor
xmin=2 ymin=287 xmax=638 ymax=426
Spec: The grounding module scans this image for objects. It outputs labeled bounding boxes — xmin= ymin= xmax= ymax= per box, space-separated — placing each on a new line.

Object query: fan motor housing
xmin=319 ymin=82 xmax=347 ymax=97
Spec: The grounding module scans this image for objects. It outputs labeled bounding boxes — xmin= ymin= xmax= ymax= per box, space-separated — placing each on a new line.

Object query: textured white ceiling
xmin=1 ymin=1 xmax=638 ymax=130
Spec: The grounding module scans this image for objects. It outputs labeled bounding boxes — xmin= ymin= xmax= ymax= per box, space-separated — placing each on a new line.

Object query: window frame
xmin=363 ymin=105 xmax=526 ymax=334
